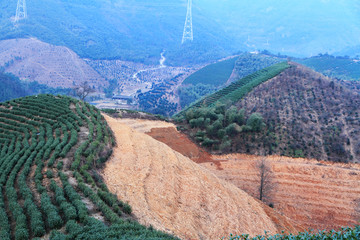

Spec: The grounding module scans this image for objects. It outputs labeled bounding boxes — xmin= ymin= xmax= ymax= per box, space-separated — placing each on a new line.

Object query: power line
xmin=15 ymin=0 xmax=27 ymax=23
xmin=182 ymin=0 xmax=193 ymax=44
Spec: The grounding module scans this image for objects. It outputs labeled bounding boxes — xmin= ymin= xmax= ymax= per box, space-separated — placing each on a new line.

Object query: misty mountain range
xmin=1 ymin=0 xmax=360 ymax=64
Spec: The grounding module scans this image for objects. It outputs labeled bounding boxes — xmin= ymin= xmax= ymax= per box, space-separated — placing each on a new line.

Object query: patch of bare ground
xmin=206 ymin=154 xmax=360 ymax=231
xmin=143 ymin=122 xmax=360 ymax=232
xmin=102 ymin=115 xmax=301 ymax=240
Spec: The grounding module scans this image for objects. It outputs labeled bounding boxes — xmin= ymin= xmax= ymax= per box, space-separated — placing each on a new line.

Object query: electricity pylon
xmin=15 ymin=0 xmax=27 ymax=22
xmin=182 ymin=0 xmax=193 ymax=44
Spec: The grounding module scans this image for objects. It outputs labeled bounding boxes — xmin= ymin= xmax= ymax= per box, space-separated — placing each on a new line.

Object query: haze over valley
xmin=0 ymin=1 xmax=360 ymax=239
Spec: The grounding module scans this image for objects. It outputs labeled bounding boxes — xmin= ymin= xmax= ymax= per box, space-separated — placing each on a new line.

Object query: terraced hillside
xmin=0 ymin=95 xmax=175 ymax=239
xmin=182 ymin=57 xmax=238 ymax=87
xmin=227 ymin=53 xmax=284 ymax=84
xmin=177 ymin=53 xmax=284 ymax=109
xmin=177 ymin=62 xmax=290 ymax=114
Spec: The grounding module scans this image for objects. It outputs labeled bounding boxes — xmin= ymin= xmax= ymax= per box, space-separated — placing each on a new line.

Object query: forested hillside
xmin=175 ymin=63 xmax=360 ymax=163
xmin=0 ymin=1 xmax=234 ymax=65
xmin=175 ymin=62 xmax=289 ymax=152
xmin=0 ymin=95 xmax=176 ymax=239
xmin=0 ymin=72 xmax=27 ymax=102
xmin=0 ymin=71 xmax=70 ymax=102
xmin=232 ymin=64 xmax=360 ymax=162
xmin=1 ymin=1 xmax=360 ymax=64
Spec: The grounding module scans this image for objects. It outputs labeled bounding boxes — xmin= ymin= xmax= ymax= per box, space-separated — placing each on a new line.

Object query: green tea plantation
xmin=0 ymin=94 xmax=177 ymax=240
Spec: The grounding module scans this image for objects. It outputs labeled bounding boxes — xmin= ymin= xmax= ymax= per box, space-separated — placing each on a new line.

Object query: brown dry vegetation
xmin=0 ymin=38 xmax=106 ymax=89
xmin=146 ymin=123 xmax=360 ymax=232
xmin=102 ymin=115 xmax=301 ymax=240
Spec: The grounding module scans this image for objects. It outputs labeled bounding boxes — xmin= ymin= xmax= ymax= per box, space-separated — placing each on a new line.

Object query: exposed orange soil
xmin=146 ymin=124 xmax=360 ymax=232
xmin=147 ymin=127 xmax=218 ymax=167
xmin=102 ymin=116 xmax=300 ymax=240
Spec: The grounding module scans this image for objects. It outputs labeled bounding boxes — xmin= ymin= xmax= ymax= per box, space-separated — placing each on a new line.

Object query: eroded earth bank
xmin=147 ymin=123 xmax=360 ymax=232
xmin=101 ymin=115 xmax=300 ymax=240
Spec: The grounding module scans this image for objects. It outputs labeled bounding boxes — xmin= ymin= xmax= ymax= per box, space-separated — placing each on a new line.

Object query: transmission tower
xmin=15 ymin=0 xmax=27 ymax=22
xmin=182 ymin=0 xmax=193 ymax=44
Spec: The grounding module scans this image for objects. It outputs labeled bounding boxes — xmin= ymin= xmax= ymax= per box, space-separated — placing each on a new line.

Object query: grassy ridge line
xmin=176 ymin=62 xmax=289 ymax=116
xmin=218 ymin=62 xmax=290 ymax=103
xmin=182 ymin=57 xmax=238 ymax=87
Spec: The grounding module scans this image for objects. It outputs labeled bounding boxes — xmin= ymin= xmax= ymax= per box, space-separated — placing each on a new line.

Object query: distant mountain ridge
xmin=1 ymin=0 xmax=360 ymax=64
xmin=296 ymin=54 xmax=360 ymax=81
xmin=0 ymin=38 xmax=106 ymax=90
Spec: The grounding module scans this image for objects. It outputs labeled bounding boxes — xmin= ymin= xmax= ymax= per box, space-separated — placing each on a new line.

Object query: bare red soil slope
xmin=0 ymin=38 xmax=106 ymax=89
xmin=147 ymin=124 xmax=360 ymax=231
xmin=102 ymin=116 xmax=301 ymax=240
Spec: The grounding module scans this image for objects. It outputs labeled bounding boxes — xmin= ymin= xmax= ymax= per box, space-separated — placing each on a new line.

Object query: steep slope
xmin=0 ymin=39 xmax=106 ymax=89
xmin=0 ymin=0 xmax=235 ymax=65
xmin=206 ymin=155 xmax=360 ymax=231
xmin=233 ymin=63 xmax=360 ymax=163
xmin=143 ymin=122 xmax=360 ymax=231
xmin=227 ymin=53 xmax=284 ymax=84
xmin=176 ymin=61 xmax=289 ymax=115
xmin=102 ymin=115 xmax=301 ymax=240
xmin=177 ymin=53 xmax=284 ymax=109
xmin=177 ymin=63 xmax=360 ymax=163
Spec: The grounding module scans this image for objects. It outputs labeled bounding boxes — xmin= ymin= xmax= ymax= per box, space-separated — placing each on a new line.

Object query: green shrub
xmin=246 ymin=113 xmax=266 ymax=132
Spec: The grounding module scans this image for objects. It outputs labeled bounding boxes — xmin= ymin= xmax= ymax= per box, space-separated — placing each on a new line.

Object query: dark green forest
xmin=0 ymin=71 xmax=70 ymax=102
